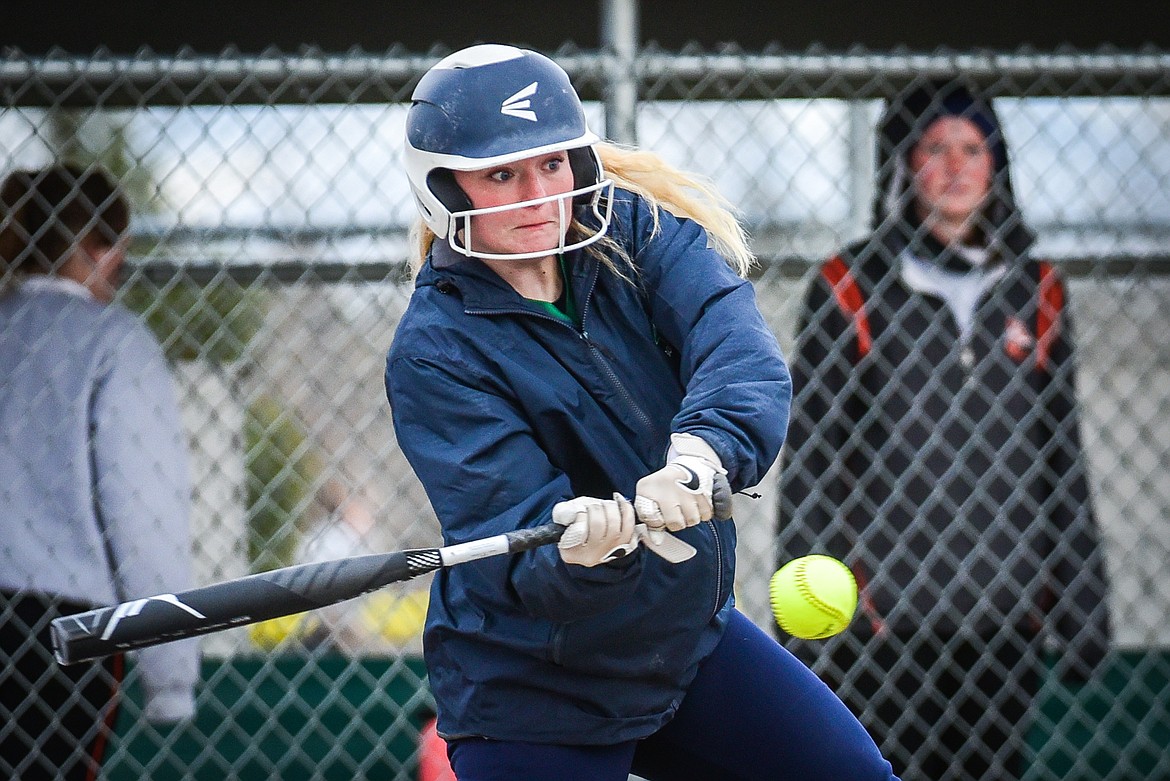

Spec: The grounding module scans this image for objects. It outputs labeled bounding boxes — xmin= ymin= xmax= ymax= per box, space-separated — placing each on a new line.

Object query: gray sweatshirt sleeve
xmin=92 ymin=316 xmax=199 ymax=721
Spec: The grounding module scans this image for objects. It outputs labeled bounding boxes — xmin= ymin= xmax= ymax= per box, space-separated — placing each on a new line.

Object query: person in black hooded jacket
xmin=777 ymin=79 xmax=1111 ymax=781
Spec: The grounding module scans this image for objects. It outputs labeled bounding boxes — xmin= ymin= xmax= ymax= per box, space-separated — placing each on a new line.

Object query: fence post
xmin=600 ymin=0 xmax=639 ymax=145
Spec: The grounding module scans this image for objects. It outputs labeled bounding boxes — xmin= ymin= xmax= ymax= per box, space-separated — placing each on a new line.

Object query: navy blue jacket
xmin=385 ymin=188 xmax=790 ymax=744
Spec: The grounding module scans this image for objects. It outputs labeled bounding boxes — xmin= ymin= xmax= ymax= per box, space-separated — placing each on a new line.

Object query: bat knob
xmin=711 ymin=472 xmax=733 ymax=520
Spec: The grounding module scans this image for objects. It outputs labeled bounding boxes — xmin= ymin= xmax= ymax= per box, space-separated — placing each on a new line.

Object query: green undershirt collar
xmin=525 ymin=255 xmax=578 ymax=326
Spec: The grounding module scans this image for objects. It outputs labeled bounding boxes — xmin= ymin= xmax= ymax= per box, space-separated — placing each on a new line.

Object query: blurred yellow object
xmin=246 ymin=589 xmax=428 ymax=651
xmin=362 ymin=589 xmax=429 ymax=644
xmin=248 ymin=612 xmax=316 ymax=649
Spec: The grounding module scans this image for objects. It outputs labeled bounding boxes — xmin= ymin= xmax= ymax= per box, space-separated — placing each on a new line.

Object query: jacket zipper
xmin=577 ymin=267 xmax=657 ymax=436
xmin=576 ymin=270 xmax=723 ymax=608
xmin=579 ymin=330 xmax=656 ymax=435
xmin=707 ymin=518 xmax=725 ymax=622
xmin=467 ymin=272 xmax=658 ymax=439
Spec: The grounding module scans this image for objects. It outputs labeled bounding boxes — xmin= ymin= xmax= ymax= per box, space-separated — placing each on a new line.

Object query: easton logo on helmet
xmin=501 ymin=82 xmax=539 ymax=121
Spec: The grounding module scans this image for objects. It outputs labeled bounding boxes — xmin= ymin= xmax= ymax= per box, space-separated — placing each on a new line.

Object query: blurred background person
xmin=777 ymin=79 xmax=1111 ymax=781
xmin=0 ymin=163 xmax=198 ymax=780
xmin=291 ymin=482 xmax=426 ymax=655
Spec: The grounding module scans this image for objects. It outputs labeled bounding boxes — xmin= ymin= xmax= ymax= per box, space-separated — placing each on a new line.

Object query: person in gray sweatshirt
xmin=0 ymin=164 xmax=198 ymax=780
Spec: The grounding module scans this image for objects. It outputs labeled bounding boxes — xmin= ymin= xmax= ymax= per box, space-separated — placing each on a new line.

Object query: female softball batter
xmin=386 ymin=44 xmax=899 ymax=781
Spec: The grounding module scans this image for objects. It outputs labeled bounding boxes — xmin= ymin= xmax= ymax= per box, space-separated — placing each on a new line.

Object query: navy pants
xmin=449 ymin=609 xmax=899 ymax=781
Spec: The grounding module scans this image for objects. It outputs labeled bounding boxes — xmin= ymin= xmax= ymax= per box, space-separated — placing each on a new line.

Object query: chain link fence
xmin=2 ymin=44 xmax=1169 ymax=779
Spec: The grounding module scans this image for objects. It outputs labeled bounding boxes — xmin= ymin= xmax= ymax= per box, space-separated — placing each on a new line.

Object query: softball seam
xmin=794 ymin=560 xmax=848 ymax=624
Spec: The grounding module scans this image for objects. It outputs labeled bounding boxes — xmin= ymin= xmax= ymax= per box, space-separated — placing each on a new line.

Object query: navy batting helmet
xmin=403 ymin=44 xmax=612 ymax=260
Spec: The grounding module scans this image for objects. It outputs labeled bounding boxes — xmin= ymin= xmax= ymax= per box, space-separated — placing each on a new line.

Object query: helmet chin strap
xmin=447 ymin=179 xmax=614 ymax=261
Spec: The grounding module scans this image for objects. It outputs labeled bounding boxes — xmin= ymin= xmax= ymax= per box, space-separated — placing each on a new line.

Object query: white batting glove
xmin=553 ymin=493 xmax=637 ymax=567
xmin=634 ymin=433 xmax=726 ymax=533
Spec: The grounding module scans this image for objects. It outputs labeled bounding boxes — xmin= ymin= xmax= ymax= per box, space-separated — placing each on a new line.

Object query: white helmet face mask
xmin=447 ymin=179 xmax=614 ymax=261
xmin=404 ymin=44 xmax=614 ymax=261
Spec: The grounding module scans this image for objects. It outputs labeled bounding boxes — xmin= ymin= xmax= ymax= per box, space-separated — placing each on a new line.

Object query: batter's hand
xmin=553 ymin=494 xmax=637 ymax=567
xmin=634 ymin=433 xmax=726 ymax=532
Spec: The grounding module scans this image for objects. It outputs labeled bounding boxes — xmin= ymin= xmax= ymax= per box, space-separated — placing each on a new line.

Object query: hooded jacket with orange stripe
xmin=385 ymin=188 xmax=791 ymax=744
xmin=777 ymin=81 xmax=1110 ymax=675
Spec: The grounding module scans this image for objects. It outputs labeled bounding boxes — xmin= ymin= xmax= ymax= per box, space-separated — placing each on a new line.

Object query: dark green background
xmin=108 ymin=656 xmax=431 ymax=780
xmin=107 ymin=652 xmax=1169 ymax=779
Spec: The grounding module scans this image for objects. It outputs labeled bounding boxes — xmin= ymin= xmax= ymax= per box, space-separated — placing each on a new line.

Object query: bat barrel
xmin=51 ymin=551 xmax=414 ymax=664
xmin=50 ymin=577 xmax=316 ymax=664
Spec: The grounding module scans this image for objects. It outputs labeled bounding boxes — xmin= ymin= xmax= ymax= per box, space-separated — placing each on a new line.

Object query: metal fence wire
xmin=2 ymin=45 xmax=1169 ymax=780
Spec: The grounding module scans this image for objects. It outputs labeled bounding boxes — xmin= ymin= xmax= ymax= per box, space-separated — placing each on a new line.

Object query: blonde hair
xmin=408 ymin=141 xmax=755 ymax=279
